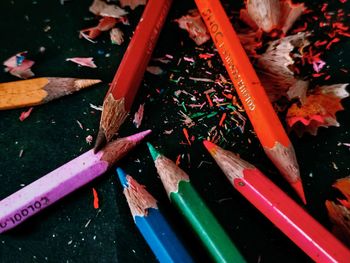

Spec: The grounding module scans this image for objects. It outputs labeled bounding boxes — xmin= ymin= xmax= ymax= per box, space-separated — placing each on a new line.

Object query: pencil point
xmin=292 ymin=180 xmax=307 ymax=205
xmin=116 ymin=167 xmax=129 ymax=188
xmin=147 ymin=142 xmax=161 ymax=161
xmin=203 ymin=140 xmax=217 ymax=154
xmin=94 ymin=129 xmax=107 ymax=153
xmin=127 ymin=129 xmax=152 ymax=143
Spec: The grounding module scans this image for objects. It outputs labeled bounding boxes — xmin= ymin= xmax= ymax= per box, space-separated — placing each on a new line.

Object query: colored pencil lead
xmin=203 ymin=140 xmax=350 ymax=263
xmin=146 ymin=142 xmax=246 ymax=263
xmin=0 ymin=130 xmax=151 ymax=233
xmin=116 ymin=168 xmax=194 ymax=263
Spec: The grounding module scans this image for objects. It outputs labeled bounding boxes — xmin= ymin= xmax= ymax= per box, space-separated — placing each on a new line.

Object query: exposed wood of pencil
xmin=203 ymin=140 xmax=350 ymax=263
xmin=147 ymin=143 xmax=246 ymax=263
xmin=0 ymin=130 xmax=151 ymax=233
xmin=0 ymin=77 xmax=102 ymax=110
xmin=194 ymin=0 xmax=305 ymax=203
xmin=94 ymin=0 xmax=172 ymax=152
xmin=116 ymin=168 xmax=194 ymax=263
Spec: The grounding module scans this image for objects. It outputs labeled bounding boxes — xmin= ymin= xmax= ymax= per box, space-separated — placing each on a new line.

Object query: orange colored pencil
xmin=194 ymin=0 xmax=306 ymax=203
xmin=94 ymin=0 xmax=172 ymax=152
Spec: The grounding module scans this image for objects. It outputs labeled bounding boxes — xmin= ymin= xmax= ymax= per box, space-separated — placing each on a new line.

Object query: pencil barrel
xmin=234 ymin=168 xmax=350 ymax=262
xmin=135 ymin=208 xmax=194 ymax=263
xmin=170 ymin=181 xmax=246 ymax=263
xmin=0 ymin=150 xmax=107 ymax=233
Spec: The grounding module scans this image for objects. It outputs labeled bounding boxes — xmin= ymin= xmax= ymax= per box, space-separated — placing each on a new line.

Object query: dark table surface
xmin=0 ymin=0 xmax=349 ymax=262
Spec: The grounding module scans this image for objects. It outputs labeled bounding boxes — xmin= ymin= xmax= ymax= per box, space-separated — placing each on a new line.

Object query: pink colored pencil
xmin=0 ymin=130 xmax=151 ymax=233
xmin=203 ymin=140 xmax=350 ymax=263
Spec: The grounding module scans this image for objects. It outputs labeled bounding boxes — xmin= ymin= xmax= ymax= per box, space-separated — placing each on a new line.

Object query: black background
xmin=0 ymin=0 xmax=349 ymax=262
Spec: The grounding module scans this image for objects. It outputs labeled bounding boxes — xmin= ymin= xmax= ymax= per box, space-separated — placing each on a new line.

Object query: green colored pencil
xmin=147 ymin=143 xmax=246 ymax=263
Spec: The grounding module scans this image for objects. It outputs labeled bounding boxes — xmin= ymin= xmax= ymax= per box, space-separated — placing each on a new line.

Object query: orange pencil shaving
xmin=205 ymin=93 xmax=214 ymax=107
xmin=194 ymin=0 xmax=306 ymax=203
xmin=219 ymin=112 xmax=226 ymax=127
xmin=183 ymin=128 xmax=191 ymax=145
xmin=92 ymin=188 xmax=99 ymax=209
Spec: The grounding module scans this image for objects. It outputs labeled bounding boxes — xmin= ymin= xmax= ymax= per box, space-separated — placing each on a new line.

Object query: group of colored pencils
xmin=1 ymin=0 xmax=350 ymax=262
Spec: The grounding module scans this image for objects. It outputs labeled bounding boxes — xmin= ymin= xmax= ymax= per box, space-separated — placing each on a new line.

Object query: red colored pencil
xmin=94 ymin=0 xmax=172 ymax=152
xmin=194 ymin=0 xmax=306 ymax=203
xmin=203 ymin=140 xmax=350 ymax=262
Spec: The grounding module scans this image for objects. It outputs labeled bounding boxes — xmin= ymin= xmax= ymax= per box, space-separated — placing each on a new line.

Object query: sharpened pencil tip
xmin=116 ymin=168 xmax=129 ymax=188
xmin=94 ymin=130 xmax=107 ymax=153
xmin=146 ymin=142 xmax=160 ymax=161
xmin=127 ymin=129 xmax=152 ymax=143
xmin=292 ymin=180 xmax=307 ymax=205
xmin=203 ymin=140 xmax=217 ymax=154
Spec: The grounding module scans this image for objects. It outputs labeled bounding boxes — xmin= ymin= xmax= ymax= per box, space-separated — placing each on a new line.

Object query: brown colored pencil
xmin=0 ymin=77 xmax=102 ymax=110
xmin=94 ymin=0 xmax=172 ymax=153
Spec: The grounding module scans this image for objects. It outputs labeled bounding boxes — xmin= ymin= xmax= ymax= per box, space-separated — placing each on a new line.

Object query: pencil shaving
xmin=110 ymin=28 xmax=124 ymax=45
xmin=119 ymin=0 xmax=146 ymax=10
xmin=175 ymin=9 xmax=210 ymax=45
xmin=89 ymin=0 xmax=128 ymax=18
xmin=287 ymin=84 xmax=349 ymax=136
xmin=257 ymin=33 xmax=309 ymax=102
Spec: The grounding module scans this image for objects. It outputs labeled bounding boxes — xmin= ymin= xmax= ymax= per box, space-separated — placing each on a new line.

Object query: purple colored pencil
xmin=0 ymin=130 xmax=151 ymax=233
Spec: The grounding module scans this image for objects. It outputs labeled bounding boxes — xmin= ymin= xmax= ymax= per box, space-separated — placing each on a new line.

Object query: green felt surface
xmin=0 ymin=0 xmax=349 ymax=262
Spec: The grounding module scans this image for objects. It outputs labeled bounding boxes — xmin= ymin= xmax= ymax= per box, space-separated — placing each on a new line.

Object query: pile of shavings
xmin=143 ymin=48 xmax=254 ymax=151
xmin=175 ymin=0 xmax=350 ymax=137
xmin=79 ymin=0 xmax=146 ymax=44
xmin=326 ymin=176 xmax=350 ymax=247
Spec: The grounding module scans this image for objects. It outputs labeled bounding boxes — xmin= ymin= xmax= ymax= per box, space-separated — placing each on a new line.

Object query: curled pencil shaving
xmin=89 ymin=0 xmax=128 ymax=18
xmin=66 ymin=57 xmax=97 ymax=68
xmin=133 ymin=103 xmax=145 ymax=128
xmin=19 ymin=107 xmax=34 ymax=121
xmin=241 ymin=0 xmax=305 ymax=34
xmin=119 ymin=0 xmax=146 ymax=10
xmin=175 ymin=9 xmax=211 ymax=45
xmin=110 ymin=28 xmax=124 ymax=45
xmin=3 ymin=51 xmax=35 ymax=79
xmin=80 ymin=17 xmax=118 ymax=42
xmin=286 ymin=84 xmax=349 ymax=137
xmin=256 ymin=33 xmax=310 ymax=102
xmin=124 ymin=175 xmax=158 ymax=218
xmin=237 ymin=29 xmax=263 ymax=58
xmin=326 ymin=177 xmax=350 ymax=247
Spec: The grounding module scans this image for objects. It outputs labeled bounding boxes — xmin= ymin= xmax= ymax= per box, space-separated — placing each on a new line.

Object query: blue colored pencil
xmin=116 ymin=168 xmax=194 ymax=263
